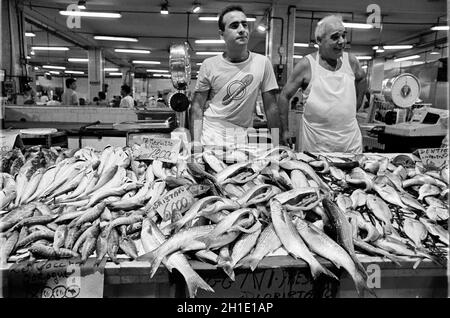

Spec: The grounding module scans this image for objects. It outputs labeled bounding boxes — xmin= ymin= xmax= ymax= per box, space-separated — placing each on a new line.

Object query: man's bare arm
xmin=349 ymin=53 xmax=368 ymax=111
xmin=189 ymin=90 xmax=209 ymax=144
xmin=261 ymin=89 xmax=284 ymax=143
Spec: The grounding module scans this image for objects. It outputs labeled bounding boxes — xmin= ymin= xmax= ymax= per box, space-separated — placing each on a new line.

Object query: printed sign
xmin=152 ymin=186 xmax=195 ymax=221
xmin=132 ymin=137 xmax=180 ymax=163
xmin=7 ymin=258 xmax=105 ymax=298
xmin=196 ymin=266 xmax=337 ymax=298
xmin=418 ymin=148 xmax=448 ymax=170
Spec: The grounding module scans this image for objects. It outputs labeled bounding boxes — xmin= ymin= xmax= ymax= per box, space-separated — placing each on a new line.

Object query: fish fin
xmin=136 ymin=250 xmax=155 ymax=262
xmin=310 ymin=263 xmax=338 ymax=281
xmin=149 ymin=254 xmax=165 ymax=278
xmin=236 ymin=255 xmax=260 ymax=272
xmin=184 ymin=270 xmax=215 ymax=298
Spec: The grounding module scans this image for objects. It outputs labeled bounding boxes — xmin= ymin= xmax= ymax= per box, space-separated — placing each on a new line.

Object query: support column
xmin=88 ymin=48 xmax=103 ymax=102
xmin=1 ymin=0 xmax=27 ymax=94
xmin=265 ymin=4 xmax=295 ymax=88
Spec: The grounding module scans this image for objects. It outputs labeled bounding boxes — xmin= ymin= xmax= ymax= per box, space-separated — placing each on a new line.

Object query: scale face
xmin=383 ymin=73 xmax=421 ymax=108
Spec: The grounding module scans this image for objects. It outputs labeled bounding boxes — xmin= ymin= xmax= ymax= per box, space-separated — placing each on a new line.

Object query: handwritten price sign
xmin=152 ymin=185 xmax=195 ymax=221
xmin=418 ymin=148 xmax=448 ymax=170
xmin=7 ymin=258 xmax=105 ymax=298
xmin=132 ymin=137 xmax=181 ymax=163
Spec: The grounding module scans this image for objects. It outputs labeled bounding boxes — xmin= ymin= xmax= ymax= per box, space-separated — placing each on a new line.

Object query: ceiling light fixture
xmin=294 ymin=43 xmax=309 ymax=47
xmin=59 ymin=11 xmax=121 ymax=18
xmin=195 ymin=39 xmax=225 ymax=44
xmin=198 ymin=16 xmax=255 ymax=22
xmin=343 ymin=22 xmax=374 ymax=29
xmin=68 ymin=58 xmax=88 ymax=62
xmin=196 ymin=51 xmax=223 ymax=55
xmin=49 ymin=71 xmax=60 ymax=75
xmin=30 ymin=50 xmax=35 ymax=55
xmin=115 ymin=49 xmax=150 ymax=54
xmin=373 ymin=45 xmax=413 ymax=50
xmin=293 ymin=55 xmax=303 ymax=59
xmin=43 ymin=65 xmax=66 ymax=70
xmin=192 ymin=1 xmax=201 ymax=13
xmin=160 ymin=1 xmax=169 ymax=15
xmin=77 ymin=0 xmax=86 ymax=10
xmin=356 ymin=56 xmax=372 ymax=60
xmin=25 ymin=32 xmax=35 ymax=37
xmin=109 ymin=72 xmax=123 ymax=76
xmin=94 ymin=36 xmax=138 ymax=42
xmin=430 ymin=25 xmax=449 ymax=31
xmin=26 ymin=56 xmax=31 ymax=59
xmin=104 ymin=67 xmax=119 ymax=71
xmin=64 ymin=70 xmax=85 ymax=74
xmin=394 ymin=55 xmax=420 ymax=62
xmin=146 ymin=69 xmax=169 ymax=73
xmin=257 ymin=24 xmax=267 ymax=32
xmin=32 ymin=46 xmax=69 ymax=51
xmin=429 ymin=51 xmax=440 ymax=55
xmin=196 ymin=63 xmax=202 ymax=66
xmin=376 ymin=48 xmax=385 ymax=53
xmin=362 ymin=65 xmax=368 ymax=69
xmin=132 ymin=60 xmax=161 ymax=64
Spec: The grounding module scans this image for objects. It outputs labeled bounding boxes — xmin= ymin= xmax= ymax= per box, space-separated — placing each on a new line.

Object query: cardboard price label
xmin=152 ymin=186 xmax=195 ymax=221
xmin=133 ymin=137 xmax=181 ymax=163
xmin=418 ymin=148 xmax=448 ymax=170
xmin=7 ymin=258 xmax=105 ymax=298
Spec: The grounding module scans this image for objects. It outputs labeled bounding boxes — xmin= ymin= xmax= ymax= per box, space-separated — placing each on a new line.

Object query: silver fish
xmin=403 ymin=218 xmax=428 ymax=249
xmin=417 ymin=184 xmax=441 ymax=201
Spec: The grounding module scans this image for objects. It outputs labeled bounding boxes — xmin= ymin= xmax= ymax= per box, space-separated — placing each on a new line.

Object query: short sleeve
xmin=261 ymin=57 xmax=279 ymax=93
xmin=195 ymin=61 xmax=211 ymax=92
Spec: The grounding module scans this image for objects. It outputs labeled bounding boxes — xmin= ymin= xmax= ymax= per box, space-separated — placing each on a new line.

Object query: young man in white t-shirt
xmin=119 ymin=84 xmax=135 ymax=108
xmin=189 ymin=5 xmax=291 ymax=150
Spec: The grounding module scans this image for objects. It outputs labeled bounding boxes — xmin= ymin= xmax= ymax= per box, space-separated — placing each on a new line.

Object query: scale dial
xmin=382 ymin=73 xmax=421 ymax=108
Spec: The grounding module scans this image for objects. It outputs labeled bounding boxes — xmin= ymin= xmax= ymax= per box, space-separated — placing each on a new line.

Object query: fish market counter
xmin=0 ymin=255 xmax=446 ymax=298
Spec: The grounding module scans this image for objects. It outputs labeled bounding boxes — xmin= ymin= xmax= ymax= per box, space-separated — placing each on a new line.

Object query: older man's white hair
xmin=315 ymin=15 xmax=344 ymax=42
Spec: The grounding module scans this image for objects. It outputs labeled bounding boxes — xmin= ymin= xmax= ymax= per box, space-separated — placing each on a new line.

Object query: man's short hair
xmin=121 ymin=84 xmax=131 ymax=94
xmin=314 ymin=15 xmax=344 ymax=42
xmin=218 ymin=5 xmax=245 ymax=31
xmin=98 ymin=91 xmax=106 ymax=100
xmin=65 ymin=78 xmax=76 ymax=88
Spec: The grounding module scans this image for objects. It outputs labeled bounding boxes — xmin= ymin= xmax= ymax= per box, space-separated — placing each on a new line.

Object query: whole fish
xmin=392 ymin=165 xmax=408 ymax=180
xmin=71 ymin=202 xmax=107 ymax=227
xmin=373 ymin=183 xmax=407 ymax=209
xmin=350 ymin=189 xmax=367 ymax=209
xmin=16 ymin=229 xmax=55 ymax=249
xmin=403 ymin=175 xmax=447 ymax=189
xmin=237 ymin=224 xmax=282 ymax=271
xmin=366 ymin=194 xmax=394 ymax=235
xmin=295 ymin=218 xmax=372 ymax=296
xmin=72 ymin=222 xmax=100 ymax=253
xmin=274 ymin=187 xmax=321 ymax=211
xmin=417 ymin=184 xmax=441 ymax=201
xmin=86 ymin=181 xmax=142 ymax=207
xmin=270 ymin=199 xmax=337 ymax=280
xmin=141 ymin=218 xmax=214 ymax=297
xmin=322 ymin=198 xmax=367 ymax=278
xmin=29 ymin=243 xmax=57 ymax=259
xmin=19 ymin=168 xmax=46 ymax=205
xmin=419 ymin=218 xmax=448 ymax=246
xmin=0 ymin=204 xmax=36 ymax=232
xmin=229 ymin=221 xmax=262 ymax=269
xmin=403 ymin=218 xmax=428 ymax=249
xmin=10 ymin=214 xmax=58 ymax=231
xmin=353 ymin=238 xmax=403 ymax=265
xmin=279 ymin=160 xmax=331 ymax=191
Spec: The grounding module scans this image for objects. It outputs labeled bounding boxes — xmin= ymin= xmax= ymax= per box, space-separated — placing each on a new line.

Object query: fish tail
xmin=149 ymin=255 xmax=164 ymax=278
xmin=185 ymin=271 xmax=215 ymax=298
xmin=217 ymin=260 xmax=235 ymax=281
xmin=353 ymin=269 xmax=377 ymax=298
xmin=236 ymin=255 xmax=260 ymax=272
xmin=310 ymin=262 xmax=338 ymax=281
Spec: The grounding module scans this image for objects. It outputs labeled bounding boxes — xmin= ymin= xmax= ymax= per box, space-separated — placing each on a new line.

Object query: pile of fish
xmin=0 ymin=144 xmax=448 ymax=298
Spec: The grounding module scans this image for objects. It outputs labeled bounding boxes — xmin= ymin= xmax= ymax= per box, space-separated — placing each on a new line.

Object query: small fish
xmin=399 ymin=193 xmax=426 ymax=213
xmin=403 ymin=218 xmax=428 ymax=249
xmin=417 ymin=184 xmax=441 ymax=201
xmin=366 ymin=194 xmax=394 ymax=235
xmin=29 ymin=243 xmax=57 ymax=259
xmin=373 ymin=183 xmax=407 ymax=209
xmin=53 ymin=225 xmax=68 ymax=252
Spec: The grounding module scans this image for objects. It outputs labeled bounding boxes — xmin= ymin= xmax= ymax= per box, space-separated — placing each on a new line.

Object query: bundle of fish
xmin=0 ymin=145 xmax=448 ymax=298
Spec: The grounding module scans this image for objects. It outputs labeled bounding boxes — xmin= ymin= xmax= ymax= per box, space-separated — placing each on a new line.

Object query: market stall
xmin=0 ymin=144 xmax=448 ymax=298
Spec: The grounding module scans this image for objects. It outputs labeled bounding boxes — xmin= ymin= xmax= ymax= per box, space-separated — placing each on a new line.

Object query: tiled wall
xmin=5 ymin=106 xmax=138 ymax=124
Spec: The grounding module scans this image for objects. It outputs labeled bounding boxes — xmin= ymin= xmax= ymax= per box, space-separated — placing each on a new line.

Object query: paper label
xmin=152 ymin=186 xmax=194 ymax=221
xmin=132 ymin=137 xmax=180 ymax=163
xmin=6 ymin=258 xmax=105 ymax=298
xmin=418 ymin=148 xmax=448 ymax=170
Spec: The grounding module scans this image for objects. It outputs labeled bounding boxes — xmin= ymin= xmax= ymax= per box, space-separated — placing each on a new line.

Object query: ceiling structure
xmin=21 ymin=0 xmax=448 ymax=77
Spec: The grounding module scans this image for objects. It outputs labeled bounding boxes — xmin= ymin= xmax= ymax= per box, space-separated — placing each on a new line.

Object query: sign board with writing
xmin=131 ymin=137 xmax=180 ymax=163
xmin=6 ymin=258 xmax=105 ymax=298
xmin=195 ymin=267 xmax=337 ymax=298
xmin=152 ymin=186 xmax=195 ymax=221
xmin=418 ymin=148 xmax=448 ymax=170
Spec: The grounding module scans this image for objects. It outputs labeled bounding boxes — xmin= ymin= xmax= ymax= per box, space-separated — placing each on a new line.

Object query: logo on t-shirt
xmin=222 ymin=74 xmax=253 ymax=105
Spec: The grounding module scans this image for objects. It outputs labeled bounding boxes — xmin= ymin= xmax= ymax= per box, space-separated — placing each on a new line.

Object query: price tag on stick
xmin=132 ymin=137 xmax=181 ymax=163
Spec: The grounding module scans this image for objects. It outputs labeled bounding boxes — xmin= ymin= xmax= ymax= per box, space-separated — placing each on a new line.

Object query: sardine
xmin=270 ymin=199 xmax=337 ymax=280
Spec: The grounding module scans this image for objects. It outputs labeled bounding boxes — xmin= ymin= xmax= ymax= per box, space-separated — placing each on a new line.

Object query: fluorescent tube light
xmin=257 ymin=25 xmax=266 ymax=32
xmin=356 ymin=56 xmax=372 ymax=60
xmin=94 ymin=36 xmax=138 ymax=42
xmin=43 ymin=65 xmax=66 ymax=70
xmin=383 ymin=45 xmax=414 ymax=50
xmin=199 ymin=16 xmax=218 ymax=21
xmin=293 ymin=55 xmax=303 ymax=59
xmin=115 ymin=49 xmax=150 ymax=54
xmin=195 ymin=39 xmax=225 ymax=44
xmin=109 ymin=72 xmax=123 ymax=76
xmin=431 ymin=25 xmax=449 ymax=31
xmin=104 ymin=68 xmax=119 ymax=71
xmin=146 ymin=69 xmax=169 ymax=73
xmin=196 ymin=51 xmax=223 ymax=55
xmin=132 ymin=60 xmax=161 ymax=64
xmin=294 ymin=43 xmax=309 ymax=47
xmin=196 ymin=63 xmax=202 ymax=66
xmin=68 ymin=58 xmax=88 ymax=62
xmin=49 ymin=71 xmax=60 ymax=75
xmin=429 ymin=51 xmax=440 ymax=55
xmin=32 ymin=46 xmax=69 ymax=51
xmin=64 ymin=70 xmax=85 ymax=74
xmin=25 ymin=32 xmax=36 ymax=37
xmin=59 ymin=11 xmax=121 ymax=18
xmin=394 ymin=55 xmax=420 ymax=62
xmin=343 ymin=22 xmax=373 ymax=29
